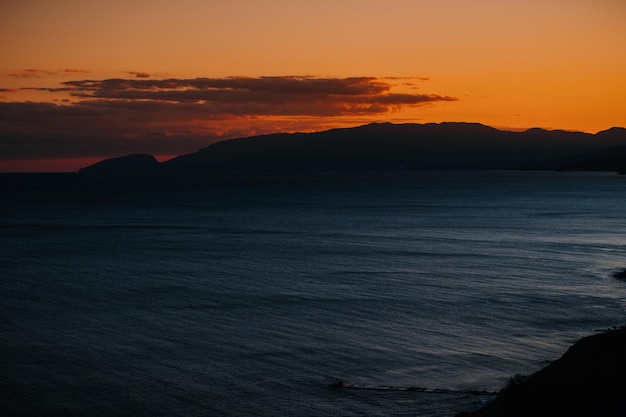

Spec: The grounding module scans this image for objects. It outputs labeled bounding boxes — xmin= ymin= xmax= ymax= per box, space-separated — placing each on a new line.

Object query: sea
xmin=2 ymin=170 xmax=626 ymax=417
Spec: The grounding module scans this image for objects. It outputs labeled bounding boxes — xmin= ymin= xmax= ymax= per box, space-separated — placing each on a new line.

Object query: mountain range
xmin=79 ymin=122 xmax=626 ymax=173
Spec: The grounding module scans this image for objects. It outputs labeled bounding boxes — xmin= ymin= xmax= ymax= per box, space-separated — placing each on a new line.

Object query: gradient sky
xmin=2 ymin=0 xmax=625 ymax=172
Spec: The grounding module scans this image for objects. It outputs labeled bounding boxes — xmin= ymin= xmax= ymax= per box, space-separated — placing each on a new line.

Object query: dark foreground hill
xmin=79 ymin=123 xmax=626 ymax=173
xmin=461 ymin=325 xmax=626 ymax=417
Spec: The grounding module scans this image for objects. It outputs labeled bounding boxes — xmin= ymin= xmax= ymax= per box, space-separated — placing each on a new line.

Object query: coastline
xmin=459 ymin=324 xmax=626 ymax=417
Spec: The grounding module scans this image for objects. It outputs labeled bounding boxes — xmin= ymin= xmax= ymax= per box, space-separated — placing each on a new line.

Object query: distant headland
xmin=79 ymin=122 xmax=626 ymax=174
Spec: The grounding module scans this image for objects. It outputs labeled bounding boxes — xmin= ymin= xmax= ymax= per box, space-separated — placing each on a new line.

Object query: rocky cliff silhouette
xmin=462 ymin=325 xmax=626 ymax=417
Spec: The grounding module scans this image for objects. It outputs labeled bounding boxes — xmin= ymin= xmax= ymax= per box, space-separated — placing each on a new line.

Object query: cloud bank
xmin=0 ymin=75 xmax=457 ymax=160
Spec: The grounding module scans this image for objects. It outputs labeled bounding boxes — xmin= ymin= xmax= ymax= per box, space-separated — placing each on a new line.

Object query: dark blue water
xmin=2 ymin=171 xmax=626 ymax=416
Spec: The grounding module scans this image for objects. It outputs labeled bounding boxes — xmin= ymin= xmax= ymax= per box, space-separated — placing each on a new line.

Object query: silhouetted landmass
xmin=79 ymin=123 xmax=626 ymax=173
xmin=79 ymin=154 xmax=160 ymax=174
xmin=460 ymin=325 xmax=626 ymax=417
xmin=547 ymin=146 xmax=626 ymax=172
xmin=613 ymin=269 xmax=626 ymax=280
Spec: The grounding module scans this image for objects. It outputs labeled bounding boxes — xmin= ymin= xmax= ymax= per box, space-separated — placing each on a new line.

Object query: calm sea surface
xmin=2 ymin=171 xmax=626 ymax=417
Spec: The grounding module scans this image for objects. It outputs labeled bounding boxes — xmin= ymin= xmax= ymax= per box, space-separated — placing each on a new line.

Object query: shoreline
xmin=459 ymin=324 xmax=626 ymax=417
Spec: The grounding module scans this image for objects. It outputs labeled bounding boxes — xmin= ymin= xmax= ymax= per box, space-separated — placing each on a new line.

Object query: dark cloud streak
xmin=7 ymin=68 xmax=93 ymax=78
xmin=57 ymin=76 xmax=456 ymax=116
xmin=124 ymin=71 xmax=151 ymax=78
xmin=62 ymin=76 xmax=392 ymax=97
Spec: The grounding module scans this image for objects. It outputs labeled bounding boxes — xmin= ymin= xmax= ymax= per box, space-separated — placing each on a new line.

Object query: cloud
xmin=6 ymin=68 xmax=92 ymax=78
xmin=6 ymin=68 xmax=91 ymax=78
xmin=125 ymin=71 xmax=151 ymax=78
xmin=0 ymin=101 xmax=214 ymax=159
xmin=0 ymin=75 xmax=458 ymax=160
xmin=8 ymin=69 xmax=57 ymax=78
xmin=62 ymin=68 xmax=92 ymax=74
xmin=58 ymin=76 xmax=456 ymax=116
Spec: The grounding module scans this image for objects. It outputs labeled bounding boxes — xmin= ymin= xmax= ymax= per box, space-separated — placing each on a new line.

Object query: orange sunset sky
xmin=1 ymin=0 xmax=626 ymax=172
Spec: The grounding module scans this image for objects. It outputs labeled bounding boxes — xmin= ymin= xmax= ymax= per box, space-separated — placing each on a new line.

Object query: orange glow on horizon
xmin=0 ymin=155 xmax=180 ymax=173
xmin=0 ymin=158 xmax=107 ymax=173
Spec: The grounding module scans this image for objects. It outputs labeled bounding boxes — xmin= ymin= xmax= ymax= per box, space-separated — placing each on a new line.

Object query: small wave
xmin=328 ymin=380 xmax=497 ymax=396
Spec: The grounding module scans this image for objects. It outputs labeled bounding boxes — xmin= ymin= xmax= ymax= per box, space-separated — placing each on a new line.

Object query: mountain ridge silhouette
xmin=79 ymin=122 xmax=626 ymax=173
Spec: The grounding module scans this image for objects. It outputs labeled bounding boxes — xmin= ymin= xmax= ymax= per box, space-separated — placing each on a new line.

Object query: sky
xmin=1 ymin=0 xmax=626 ymax=172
